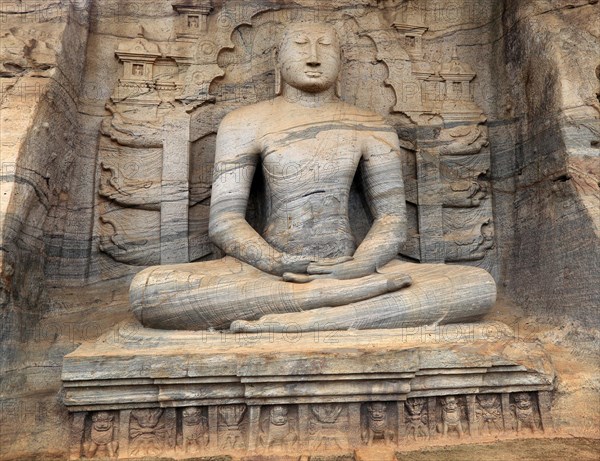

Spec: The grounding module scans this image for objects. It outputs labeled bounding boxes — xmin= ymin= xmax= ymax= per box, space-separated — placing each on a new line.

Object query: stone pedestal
xmin=61 ymin=322 xmax=555 ymax=459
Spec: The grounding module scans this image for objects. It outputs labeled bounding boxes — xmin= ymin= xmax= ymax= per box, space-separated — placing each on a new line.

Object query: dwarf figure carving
xmin=218 ymin=405 xmax=247 ymax=450
xmin=405 ymin=398 xmax=429 ymax=440
xmin=362 ymin=402 xmax=394 ymax=446
xmin=259 ymin=405 xmax=298 ymax=449
xmin=181 ymin=407 xmax=209 ymax=452
xmin=512 ymin=393 xmax=537 ymax=434
xmin=309 ymin=404 xmax=346 ymax=451
xmin=85 ymin=411 xmax=118 ymax=459
xmin=475 ymin=394 xmax=503 ymax=435
xmin=438 ymin=396 xmax=464 ymax=438
xmin=129 ymin=408 xmax=165 ymax=456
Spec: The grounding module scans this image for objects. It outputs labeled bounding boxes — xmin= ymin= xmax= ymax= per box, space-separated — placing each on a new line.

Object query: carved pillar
xmin=417 ymin=148 xmax=444 ymax=262
xmin=298 ymin=404 xmax=310 ymax=448
xmin=347 ymin=403 xmax=362 ymax=447
xmin=396 ymin=400 xmax=406 ymax=442
xmin=537 ymin=391 xmax=554 ymax=433
xmin=466 ymin=394 xmax=477 ymax=436
xmin=427 ymin=397 xmax=437 ymax=437
xmin=69 ymin=412 xmax=86 ymax=460
xmin=161 ymin=113 xmax=190 ymax=263
xmin=207 ymin=406 xmax=218 ymax=451
xmin=117 ymin=409 xmax=131 ymax=458
xmin=501 ymin=393 xmax=512 ymax=432
xmin=164 ymin=408 xmax=177 ymax=452
xmin=246 ymin=405 xmax=261 ymax=451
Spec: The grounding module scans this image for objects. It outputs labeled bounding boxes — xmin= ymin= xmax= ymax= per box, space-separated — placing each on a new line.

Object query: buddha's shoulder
xmin=338 ymin=101 xmax=390 ymax=124
xmin=220 ymin=98 xmax=391 ymax=129
xmin=220 ymin=99 xmax=279 ymax=127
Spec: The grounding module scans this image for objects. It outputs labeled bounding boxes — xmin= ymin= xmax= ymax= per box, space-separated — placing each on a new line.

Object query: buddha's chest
xmin=260 ymin=128 xmax=362 ymax=185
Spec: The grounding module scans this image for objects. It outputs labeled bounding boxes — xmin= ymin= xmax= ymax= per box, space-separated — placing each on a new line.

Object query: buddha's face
xmin=278 ymin=24 xmax=341 ymax=94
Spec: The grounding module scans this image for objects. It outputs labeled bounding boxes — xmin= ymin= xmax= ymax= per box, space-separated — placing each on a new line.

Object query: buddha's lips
xmin=305 ymin=71 xmax=322 ymax=77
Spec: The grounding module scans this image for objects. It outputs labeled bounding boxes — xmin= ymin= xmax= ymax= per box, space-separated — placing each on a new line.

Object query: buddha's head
xmin=276 ymin=23 xmax=342 ymax=95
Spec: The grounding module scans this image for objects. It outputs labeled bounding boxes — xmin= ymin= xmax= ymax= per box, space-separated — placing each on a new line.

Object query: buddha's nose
xmin=307 ymin=43 xmax=321 ymax=66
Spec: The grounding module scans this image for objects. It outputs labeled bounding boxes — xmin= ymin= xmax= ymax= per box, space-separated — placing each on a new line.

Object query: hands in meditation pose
xmin=129 ymin=23 xmax=496 ymax=332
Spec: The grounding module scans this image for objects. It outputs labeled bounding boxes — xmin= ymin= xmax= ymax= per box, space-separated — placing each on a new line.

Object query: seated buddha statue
xmin=129 ymin=23 xmax=496 ymax=332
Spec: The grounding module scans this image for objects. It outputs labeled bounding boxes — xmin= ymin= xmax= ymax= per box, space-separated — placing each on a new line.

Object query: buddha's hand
xmin=281 ymin=256 xmax=353 ymax=283
xmin=306 ymin=257 xmax=375 ymax=280
xmin=279 ymin=253 xmax=316 ymax=275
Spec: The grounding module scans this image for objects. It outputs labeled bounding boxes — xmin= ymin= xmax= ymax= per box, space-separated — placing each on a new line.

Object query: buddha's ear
xmin=275 ymin=67 xmax=282 ymax=96
xmin=274 ymin=47 xmax=282 ymax=96
xmin=335 ymin=47 xmax=344 ymax=98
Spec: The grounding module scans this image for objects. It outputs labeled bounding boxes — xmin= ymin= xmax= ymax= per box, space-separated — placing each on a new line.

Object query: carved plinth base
xmin=62 ymin=322 xmax=555 ymax=459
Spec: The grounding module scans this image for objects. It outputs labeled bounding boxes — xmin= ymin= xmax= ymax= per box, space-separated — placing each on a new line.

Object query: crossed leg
xmin=130 ymin=257 xmax=495 ymax=331
xmin=130 ymin=256 xmax=412 ymax=330
xmin=230 ymin=260 xmax=496 ymax=332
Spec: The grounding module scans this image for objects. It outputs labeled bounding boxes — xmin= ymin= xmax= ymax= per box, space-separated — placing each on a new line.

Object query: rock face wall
xmin=489 ymin=0 xmax=600 ymax=325
xmin=0 ymin=0 xmax=598 ymax=459
xmin=1 ymin=0 xmax=92 ymax=308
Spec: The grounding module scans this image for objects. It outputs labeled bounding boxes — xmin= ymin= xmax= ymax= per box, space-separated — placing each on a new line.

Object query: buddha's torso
xmin=254 ymin=98 xmax=389 ymax=259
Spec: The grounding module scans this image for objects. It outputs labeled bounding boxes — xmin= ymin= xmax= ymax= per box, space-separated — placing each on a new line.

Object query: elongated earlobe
xmin=273 ymin=47 xmax=282 ymax=96
xmin=335 ymin=48 xmax=344 ymax=98
xmin=275 ymin=67 xmax=282 ymax=96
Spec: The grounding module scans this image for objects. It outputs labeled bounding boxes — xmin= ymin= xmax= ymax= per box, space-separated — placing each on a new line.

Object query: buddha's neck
xmin=281 ymin=84 xmax=337 ymax=108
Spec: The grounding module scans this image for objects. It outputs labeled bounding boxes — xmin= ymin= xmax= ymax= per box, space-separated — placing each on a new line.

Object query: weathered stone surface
xmin=0 ymin=0 xmax=598 ymax=459
xmin=489 ymin=0 xmax=600 ymax=325
xmin=127 ymin=21 xmax=497 ymax=333
xmin=60 ymin=322 xmax=556 ymax=457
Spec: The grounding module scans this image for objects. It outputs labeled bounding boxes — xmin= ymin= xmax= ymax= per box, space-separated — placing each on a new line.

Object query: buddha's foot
xmin=230 ymin=316 xmax=325 ymax=333
xmin=230 ymin=309 xmax=354 ymax=333
xmin=385 ymin=273 xmax=412 ymax=291
xmin=230 ymin=319 xmax=264 ymax=333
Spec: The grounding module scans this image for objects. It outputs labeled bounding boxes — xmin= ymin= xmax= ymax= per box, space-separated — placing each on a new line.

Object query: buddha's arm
xmin=308 ymin=130 xmax=406 ymax=280
xmin=208 ymin=112 xmax=311 ymax=276
xmin=354 ymin=131 xmax=407 ymax=265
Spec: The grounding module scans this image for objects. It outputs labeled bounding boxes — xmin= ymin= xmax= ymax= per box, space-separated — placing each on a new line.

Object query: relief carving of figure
xmin=188 ymin=15 xmax=200 ymax=28
xmin=259 ymin=405 xmax=298 ymax=450
xmin=438 ymin=396 xmax=464 ymax=438
xmin=181 ymin=407 xmax=209 ymax=451
xmin=405 ymin=398 xmax=429 ymax=440
xmin=85 ymin=412 xmax=118 ymax=459
xmin=128 ymin=22 xmax=496 ymax=332
xmin=309 ymin=404 xmax=346 ymax=450
xmin=218 ymin=405 xmax=246 ymax=450
xmin=362 ymin=402 xmax=394 ymax=446
xmin=129 ymin=408 xmax=165 ymax=456
xmin=512 ymin=393 xmax=537 ymax=434
xmin=475 ymin=394 xmax=503 ymax=435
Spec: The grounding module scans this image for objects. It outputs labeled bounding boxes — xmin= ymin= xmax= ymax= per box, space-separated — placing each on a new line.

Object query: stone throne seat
xmin=62 ymin=322 xmax=555 ymax=459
